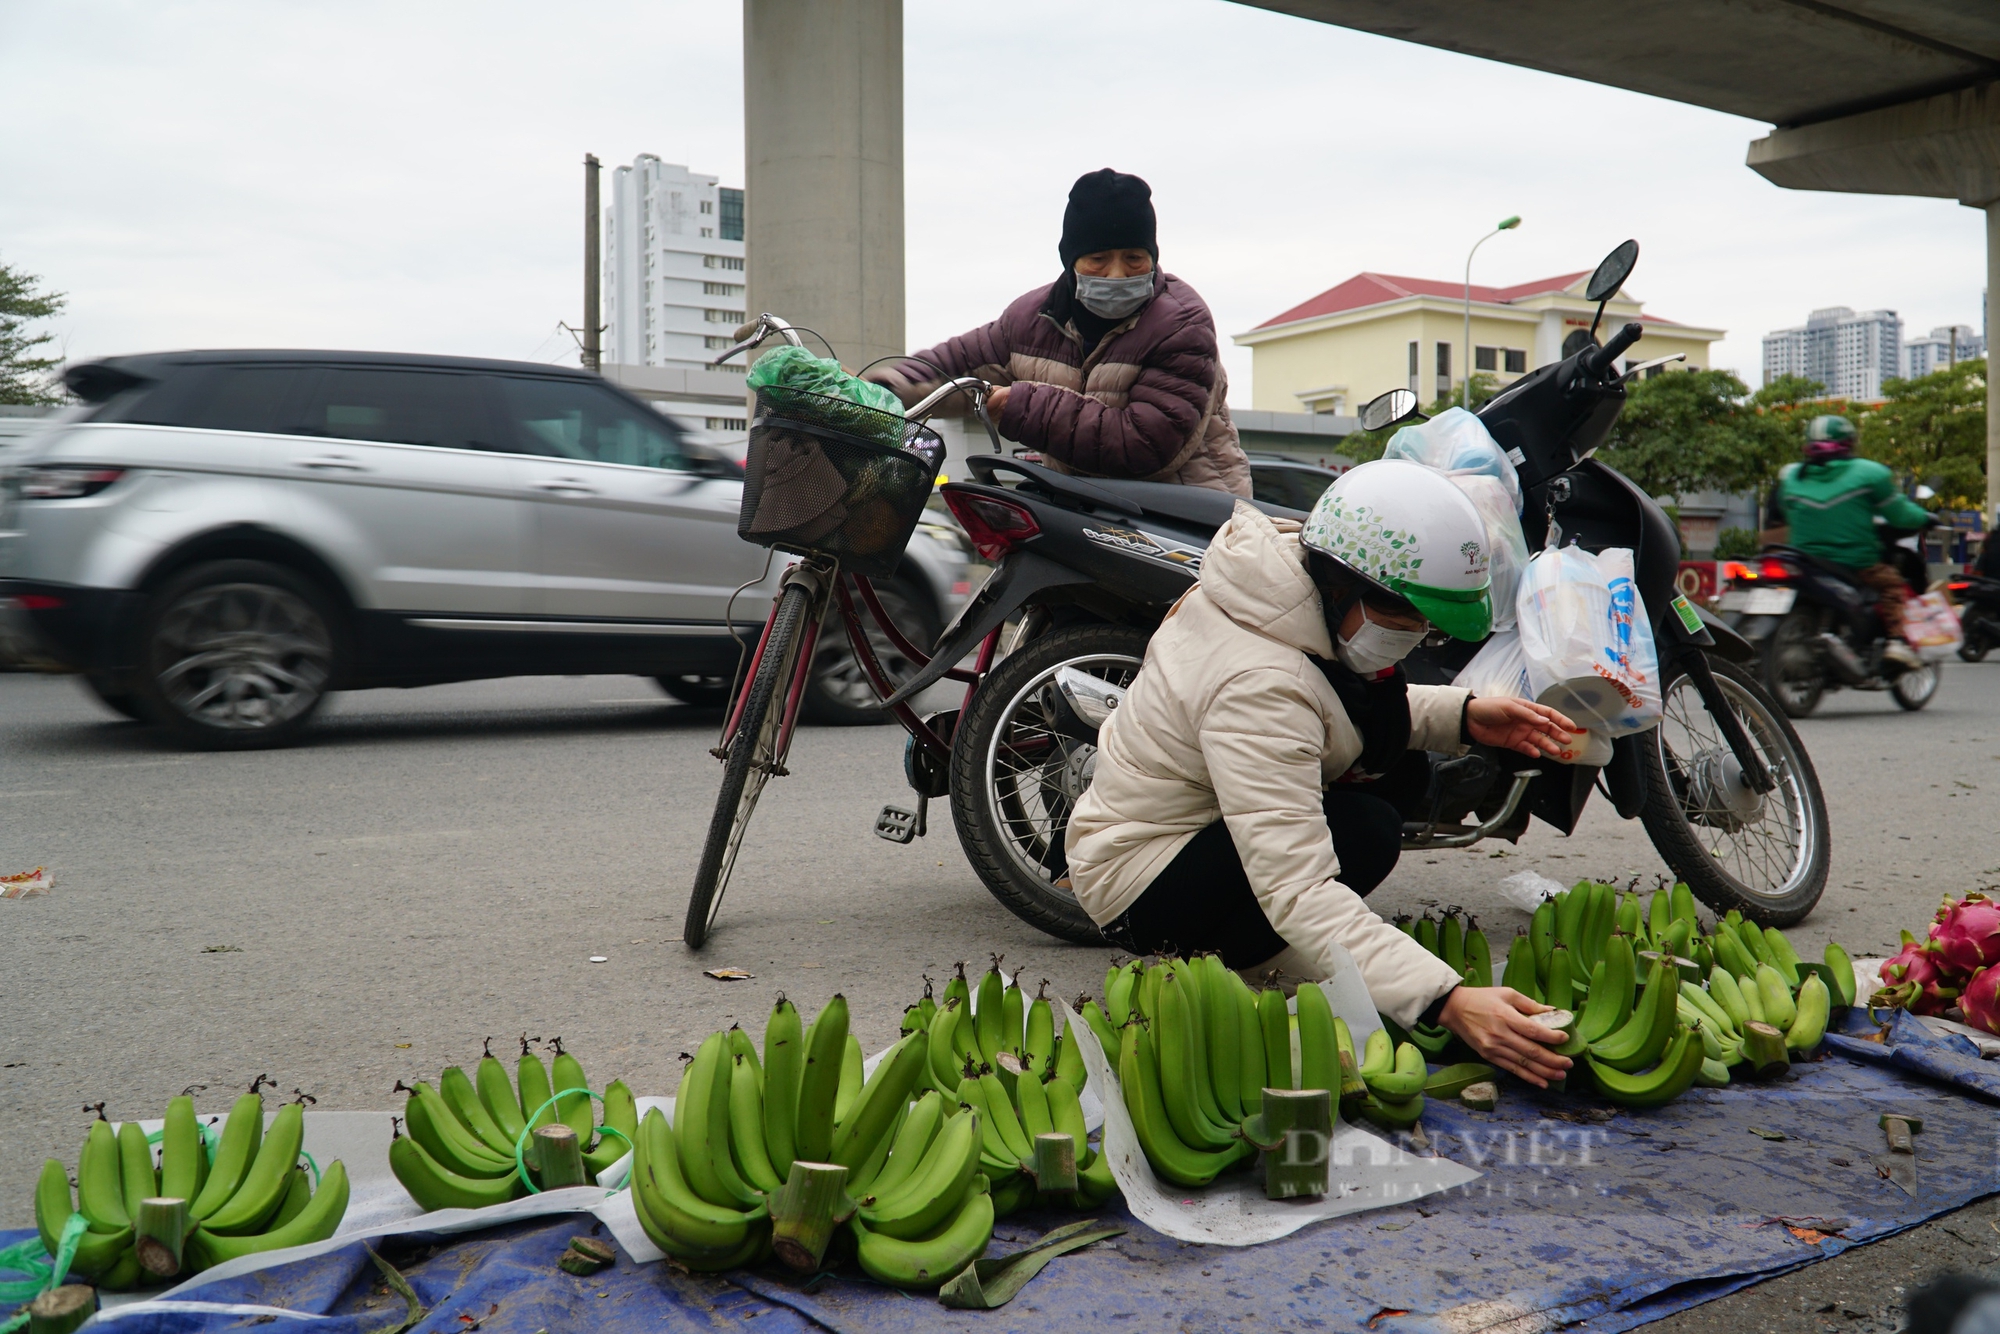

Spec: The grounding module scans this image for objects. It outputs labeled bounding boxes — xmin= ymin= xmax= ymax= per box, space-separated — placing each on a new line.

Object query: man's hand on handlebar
xmin=985 ymin=385 xmax=1009 ymax=420
xmin=1438 ymin=986 xmax=1572 ymax=1089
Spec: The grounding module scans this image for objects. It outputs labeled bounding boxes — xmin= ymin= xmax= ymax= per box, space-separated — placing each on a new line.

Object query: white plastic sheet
xmin=1061 ymin=947 xmax=1478 ymax=1247
xmin=1497 ymin=869 xmax=1568 ymax=913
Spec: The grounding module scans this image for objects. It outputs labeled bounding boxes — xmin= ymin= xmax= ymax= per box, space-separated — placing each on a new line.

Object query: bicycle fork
xmin=713 ymin=558 xmax=836 ymax=777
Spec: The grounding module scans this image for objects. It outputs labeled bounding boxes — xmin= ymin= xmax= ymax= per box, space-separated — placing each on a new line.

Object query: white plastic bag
xmin=1451 ymin=474 xmax=1529 ymax=631
xmin=1516 ymin=545 xmax=1662 ymax=736
xmin=1498 ymin=869 xmax=1568 ymax=912
xmin=1452 ymin=627 xmax=1531 ymax=699
xmin=1383 ymin=407 xmax=1522 ymax=512
xmin=1904 ymin=591 xmax=1963 ymax=661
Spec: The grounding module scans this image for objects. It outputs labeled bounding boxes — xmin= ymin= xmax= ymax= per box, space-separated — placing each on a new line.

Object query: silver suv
xmin=0 ymin=350 xmax=971 ymax=747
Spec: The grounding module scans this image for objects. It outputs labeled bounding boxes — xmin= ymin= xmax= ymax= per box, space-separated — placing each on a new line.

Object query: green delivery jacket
xmin=1770 ymin=456 xmax=1929 ymax=569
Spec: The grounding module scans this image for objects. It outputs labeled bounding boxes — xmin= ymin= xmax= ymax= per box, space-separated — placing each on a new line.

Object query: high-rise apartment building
xmin=603 ymin=156 xmax=747 ymax=375
xmin=1902 ymin=324 xmax=1984 ymax=379
xmin=1760 ymin=306 xmax=1902 ymax=400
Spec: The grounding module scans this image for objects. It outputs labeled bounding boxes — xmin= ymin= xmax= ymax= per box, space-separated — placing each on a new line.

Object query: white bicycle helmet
xmin=1299 ymin=458 xmax=1495 ymax=641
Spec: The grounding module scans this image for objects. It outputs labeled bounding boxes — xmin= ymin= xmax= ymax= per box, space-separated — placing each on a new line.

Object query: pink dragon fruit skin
xmin=1928 ymin=892 xmax=2000 ymax=975
xmin=1872 ymin=930 xmax=1964 ymax=1015
xmin=1963 ymin=965 xmax=2000 ymax=1036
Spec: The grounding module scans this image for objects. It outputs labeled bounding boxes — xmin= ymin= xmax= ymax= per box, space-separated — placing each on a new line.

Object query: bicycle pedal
xmin=874 ymin=805 xmax=919 ymax=844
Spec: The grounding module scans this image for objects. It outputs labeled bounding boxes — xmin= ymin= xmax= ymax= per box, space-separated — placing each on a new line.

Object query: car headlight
xmin=18 ymin=465 xmax=126 ymax=499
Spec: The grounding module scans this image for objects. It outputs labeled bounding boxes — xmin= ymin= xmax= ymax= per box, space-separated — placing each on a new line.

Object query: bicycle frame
xmin=714 ymin=556 xmax=1002 ymax=777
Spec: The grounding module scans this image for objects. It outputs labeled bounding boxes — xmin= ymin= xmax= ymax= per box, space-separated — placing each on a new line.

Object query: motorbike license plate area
xmin=1719 ymin=588 xmax=1795 ymax=615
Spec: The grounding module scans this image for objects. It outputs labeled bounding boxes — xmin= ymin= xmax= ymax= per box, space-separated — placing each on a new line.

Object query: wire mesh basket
xmin=737 ymin=387 xmax=946 ymax=578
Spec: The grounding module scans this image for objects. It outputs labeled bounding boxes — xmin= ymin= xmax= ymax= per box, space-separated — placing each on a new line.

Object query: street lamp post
xmin=1463 ymin=216 xmax=1521 ymax=409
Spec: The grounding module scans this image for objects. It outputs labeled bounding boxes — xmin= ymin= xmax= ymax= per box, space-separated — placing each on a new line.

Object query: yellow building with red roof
xmin=1233 ymin=270 xmax=1725 ymax=416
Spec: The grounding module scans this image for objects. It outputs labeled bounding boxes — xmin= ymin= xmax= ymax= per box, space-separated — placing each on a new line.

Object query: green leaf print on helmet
xmin=1299 ymin=458 xmax=1495 ymax=641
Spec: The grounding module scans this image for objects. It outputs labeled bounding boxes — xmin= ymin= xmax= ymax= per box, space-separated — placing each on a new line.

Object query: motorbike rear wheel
xmin=1760 ymin=610 xmax=1824 ymax=718
xmin=1638 ymin=656 xmax=1829 ymax=926
xmin=948 ymin=623 xmax=1148 ymax=946
xmin=1958 ymin=623 xmax=1990 ymax=663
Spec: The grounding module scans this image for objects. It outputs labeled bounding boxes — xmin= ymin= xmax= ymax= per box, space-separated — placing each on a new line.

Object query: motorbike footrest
xmin=874 ymin=803 xmax=924 ymax=844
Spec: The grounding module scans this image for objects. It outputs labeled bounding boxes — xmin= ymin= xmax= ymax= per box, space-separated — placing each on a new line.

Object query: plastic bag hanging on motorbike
xmin=1452 ymin=627 xmax=1531 ymax=699
xmin=1382 ymin=406 xmax=1523 ymax=511
xmin=1515 ymin=544 xmax=1663 ymax=747
xmin=1451 ymin=473 xmax=1529 ymax=631
xmin=1903 ymin=591 xmax=1964 ymax=661
xmin=1382 ymin=408 xmax=1530 ymax=629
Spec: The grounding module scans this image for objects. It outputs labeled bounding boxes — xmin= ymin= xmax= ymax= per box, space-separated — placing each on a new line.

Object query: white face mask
xmin=1074 ymin=270 xmax=1155 ymax=320
xmin=1334 ymin=610 xmax=1429 ymax=676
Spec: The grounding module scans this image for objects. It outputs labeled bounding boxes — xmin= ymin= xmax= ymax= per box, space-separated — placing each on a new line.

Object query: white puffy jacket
xmin=1064 ymin=501 xmax=1470 ymax=1026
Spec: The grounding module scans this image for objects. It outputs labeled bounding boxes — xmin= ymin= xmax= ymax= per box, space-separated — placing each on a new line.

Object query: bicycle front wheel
xmin=684 ymin=582 xmax=813 ymax=949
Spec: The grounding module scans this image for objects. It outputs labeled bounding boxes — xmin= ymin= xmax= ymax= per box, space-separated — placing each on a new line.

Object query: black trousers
xmin=1103 ymin=784 xmax=1406 ymax=970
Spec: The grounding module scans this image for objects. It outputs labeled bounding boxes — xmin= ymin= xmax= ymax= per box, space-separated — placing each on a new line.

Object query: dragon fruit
xmin=1871 ymin=930 xmax=1964 ymax=1015
xmin=1963 ymin=965 xmax=2000 ymax=1036
xmin=1927 ymin=892 xmax=2000 ymax=975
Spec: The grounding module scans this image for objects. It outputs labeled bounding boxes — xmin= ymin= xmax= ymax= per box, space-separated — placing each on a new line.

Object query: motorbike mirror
xmin=1358 ymin=388 xmax=1422 ymax=433
xmin=1585 ymin=240 xmax=1639 ymax=303
xmin=1584 ymin=239 xmax=1639 ymax=341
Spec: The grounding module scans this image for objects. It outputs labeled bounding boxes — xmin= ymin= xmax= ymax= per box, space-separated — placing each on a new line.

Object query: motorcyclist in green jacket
xmin=1761 ymin=414 xmax=1931 ymax=668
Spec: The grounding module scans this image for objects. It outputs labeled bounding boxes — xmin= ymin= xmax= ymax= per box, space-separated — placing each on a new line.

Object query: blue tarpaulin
xmin=13 ymin=1032 xmax=1998 ymax=1334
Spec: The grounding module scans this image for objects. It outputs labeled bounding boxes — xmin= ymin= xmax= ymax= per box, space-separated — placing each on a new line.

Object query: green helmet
xmin=1300 ymin=459 xmax=1494 ymax=641
xmin=1804 ymin=414 xmax=1856 ymax=463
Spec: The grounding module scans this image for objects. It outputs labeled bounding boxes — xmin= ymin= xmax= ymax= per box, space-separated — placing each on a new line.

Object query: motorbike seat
xmin=965 ymin=454 xmax=1305 ymax=533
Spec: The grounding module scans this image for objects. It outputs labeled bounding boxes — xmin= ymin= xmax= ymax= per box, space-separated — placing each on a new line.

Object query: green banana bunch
xmin=186 ymin=1161 xmax=349 ymax=1271
xmin=856 ymin=1102 xmax=981 ymax=1238
xmin=1589 ymin=958 xmax=1679 ymax=1073
xmin=851 ymin=1179 xmax=993 ymax=1290
xmin=1823 ymin=942 xmax=1858 ymax=1008
xmin=46 ymin=1088 xmax=348 ymax=1285
xmin=1786 ymin=974 xmax=1830 ymax=1053
xmin=1116 ymin=1021 xmax=1245 ymax=1187
xmin=1585 ymin=1022 xmax=1705 ymax=1108
xmin=1756 ymin=964 xmax=1798 ymax=1030
xmin=630 ymin=1107 xmax=769 ymax=1270
xmin=1501 ymin=932 xmax=1542 ymax=1002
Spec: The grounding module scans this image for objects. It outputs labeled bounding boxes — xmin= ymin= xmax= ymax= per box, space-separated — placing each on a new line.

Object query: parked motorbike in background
xmin=886 ymin=240 xmax=1832 ymax=934
xmin=1947 ymin=570 xmax=2000 ymax=662
xmin=1721 ymin=522 xmax=1940 ymax=716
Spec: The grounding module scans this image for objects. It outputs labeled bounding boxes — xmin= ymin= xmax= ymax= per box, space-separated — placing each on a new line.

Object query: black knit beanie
xmin=1059 ymin=169 xmax=1158 ymax=269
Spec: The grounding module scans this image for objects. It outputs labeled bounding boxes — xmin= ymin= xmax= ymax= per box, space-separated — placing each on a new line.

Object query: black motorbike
xmin=886 ymin=241 xmax=1831 ymax=940
xmin=1947 ymin=568 xmax=2000 ymax=663
xmin=1723 ymin=528 xmax=1940 ymax=716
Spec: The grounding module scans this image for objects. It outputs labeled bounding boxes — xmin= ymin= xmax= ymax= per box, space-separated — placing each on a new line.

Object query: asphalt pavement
xmin=2 ymin=659 xmax=1997 ymax=1327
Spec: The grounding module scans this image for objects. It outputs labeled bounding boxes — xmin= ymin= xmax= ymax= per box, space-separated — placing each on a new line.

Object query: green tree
xmin=0 ymin=257 xmax=67 ymax=405
xmin=1597 ymin=368 xmax=1779 ymax=498
xmin=1859 ymin=359 xmax=1986 ymax=511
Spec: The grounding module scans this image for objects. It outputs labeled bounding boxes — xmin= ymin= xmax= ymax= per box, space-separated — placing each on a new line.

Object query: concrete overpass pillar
xmin=742 ymin=0 xmax=905 ymax=373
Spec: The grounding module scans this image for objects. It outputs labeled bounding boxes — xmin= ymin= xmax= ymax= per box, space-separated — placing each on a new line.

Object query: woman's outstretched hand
xmin=1437 ymin=986 xmax=1572 ymax=1089
xmin=1466 ymin=696 xmax=1577 ymax=759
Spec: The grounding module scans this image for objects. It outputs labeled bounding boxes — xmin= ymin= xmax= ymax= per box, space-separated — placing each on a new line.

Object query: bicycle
xmin=682 ymin=314 xmax=1003 ymax=949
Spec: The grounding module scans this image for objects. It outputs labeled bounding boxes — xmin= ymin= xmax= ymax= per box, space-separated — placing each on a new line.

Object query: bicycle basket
xmin=738 ymin=386 xmax=946 ymax=578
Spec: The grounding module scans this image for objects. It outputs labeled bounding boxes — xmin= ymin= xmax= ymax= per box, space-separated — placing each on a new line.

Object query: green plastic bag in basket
xmin=746 ymin=346 xmax=906 ymax=439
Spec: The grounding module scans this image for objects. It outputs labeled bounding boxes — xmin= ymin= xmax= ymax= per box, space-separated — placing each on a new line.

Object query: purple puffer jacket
xmin=871 ymin=273 xmax=1250 ymax=495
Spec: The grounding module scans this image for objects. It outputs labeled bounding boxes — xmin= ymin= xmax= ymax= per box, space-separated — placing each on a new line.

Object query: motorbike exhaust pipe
xmin=1817 ymin=633 xmax=1872 ymax=686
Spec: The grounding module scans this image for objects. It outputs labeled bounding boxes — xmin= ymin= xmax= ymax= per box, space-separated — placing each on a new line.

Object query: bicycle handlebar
xmin=709 ymin=313 xmax=804 ymax=366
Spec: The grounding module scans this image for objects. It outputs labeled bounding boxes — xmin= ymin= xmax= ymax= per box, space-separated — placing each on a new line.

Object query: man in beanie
xmin=870 ymin=168 xmax=1250 ymax=494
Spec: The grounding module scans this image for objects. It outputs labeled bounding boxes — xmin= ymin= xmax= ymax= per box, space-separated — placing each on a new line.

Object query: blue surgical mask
xmin=1073 ymin=270 xmax=1155 ymax=320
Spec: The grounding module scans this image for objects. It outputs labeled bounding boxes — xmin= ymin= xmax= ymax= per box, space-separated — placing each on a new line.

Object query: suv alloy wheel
xmin=132 ymin=559 xmax=342 ymax=749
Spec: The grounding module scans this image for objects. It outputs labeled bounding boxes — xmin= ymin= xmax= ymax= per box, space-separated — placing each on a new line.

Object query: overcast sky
xmin=1 ymin=0 xmax=1986 ymax=401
